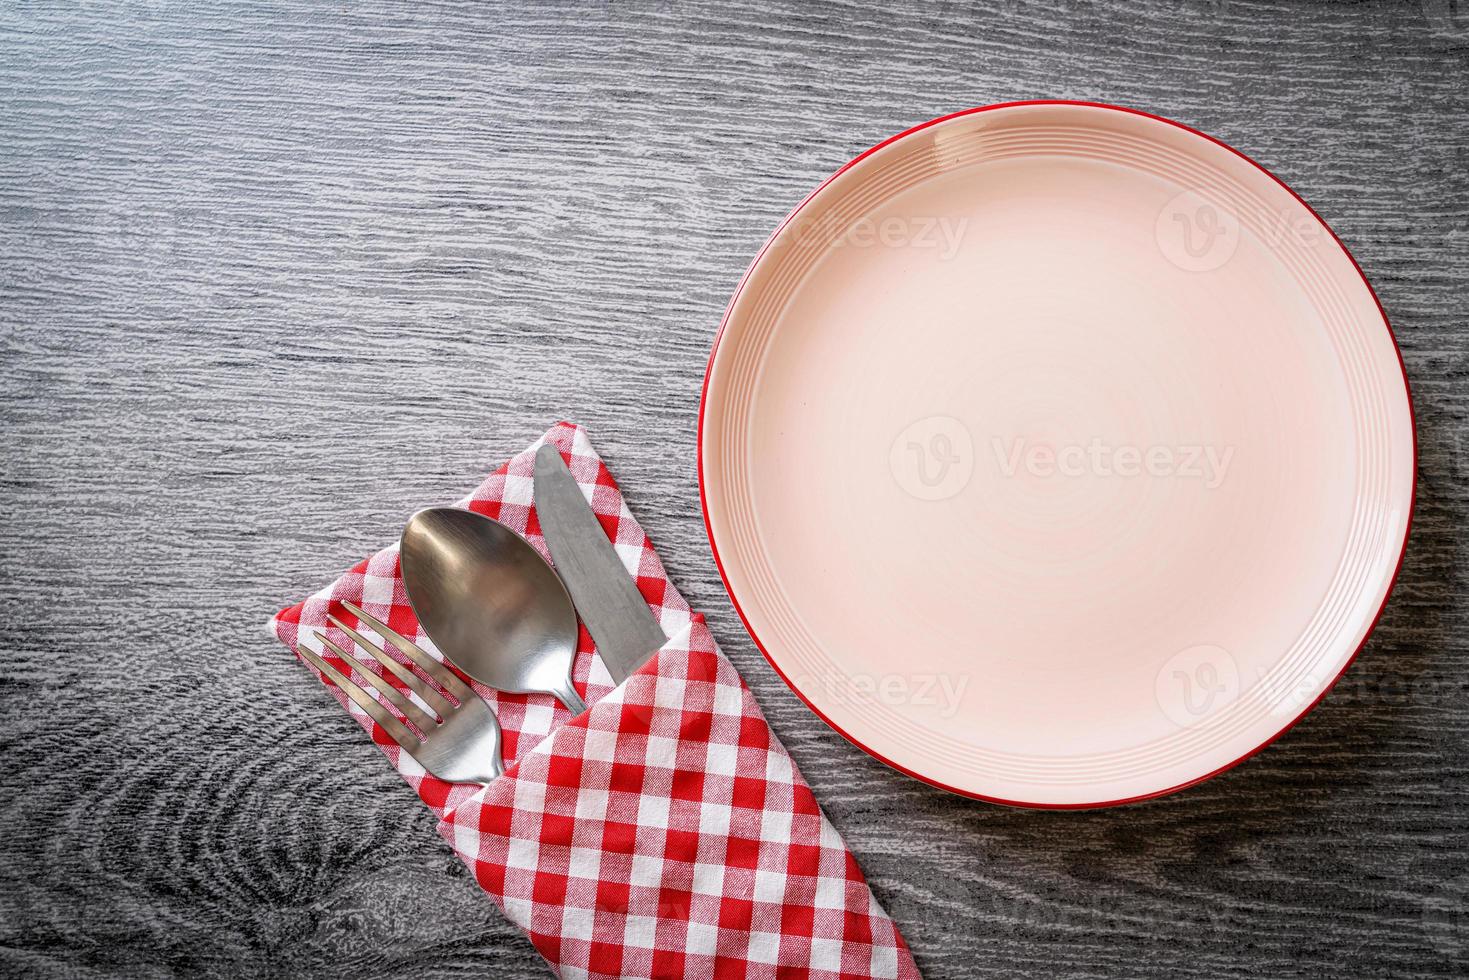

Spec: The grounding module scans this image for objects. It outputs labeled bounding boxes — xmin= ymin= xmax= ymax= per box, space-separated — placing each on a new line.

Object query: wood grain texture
xmin=2 ymin=1 xmax=1466 ymax=977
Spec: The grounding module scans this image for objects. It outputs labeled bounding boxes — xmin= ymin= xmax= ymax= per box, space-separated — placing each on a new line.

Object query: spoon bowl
xmin=399 ymin=507 xmax=585 ymax=714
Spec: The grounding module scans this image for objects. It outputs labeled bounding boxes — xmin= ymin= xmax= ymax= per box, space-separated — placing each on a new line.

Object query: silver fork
xmin=297 ymin=600 xmax=504 ymax=784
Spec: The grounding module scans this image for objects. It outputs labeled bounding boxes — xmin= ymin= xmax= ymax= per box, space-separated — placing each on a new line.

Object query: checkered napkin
xmin=269 ymin=422 xmax=920 ymax=980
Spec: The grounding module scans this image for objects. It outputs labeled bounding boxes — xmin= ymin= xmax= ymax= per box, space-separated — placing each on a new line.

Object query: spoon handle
xmin=549 ymin=676 xmax=586 ymax=716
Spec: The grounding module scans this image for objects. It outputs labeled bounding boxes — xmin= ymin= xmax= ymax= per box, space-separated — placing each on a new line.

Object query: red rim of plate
xmin=696 ymin=99 xmax=1418 ymax=810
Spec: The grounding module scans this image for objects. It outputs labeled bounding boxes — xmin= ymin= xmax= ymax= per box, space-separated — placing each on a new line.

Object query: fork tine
xmin=326 ymin=615 xmax=455 ymax=719
xmin=314 ymin=631 xmax=437 ymax=735
xmin=298 ymin=644 xmax=421 ymax=752
xmin=340 ymin=600 xmax=475 ymax=701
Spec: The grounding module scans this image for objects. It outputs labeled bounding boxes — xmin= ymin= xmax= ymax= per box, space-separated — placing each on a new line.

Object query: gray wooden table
xmin=3 ymin=2 xmax=1467 ymax=977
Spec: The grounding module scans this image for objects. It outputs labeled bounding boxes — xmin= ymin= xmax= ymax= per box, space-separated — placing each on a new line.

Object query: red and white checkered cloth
xmin=270 ymin=422 xmax=920 ymax=980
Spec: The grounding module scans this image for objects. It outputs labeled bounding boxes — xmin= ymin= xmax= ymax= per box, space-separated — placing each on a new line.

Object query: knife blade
xmin=533 ymin=443 xmax=667 ymax=685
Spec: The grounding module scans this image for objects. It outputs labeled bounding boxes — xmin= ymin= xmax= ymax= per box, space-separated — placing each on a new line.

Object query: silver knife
xmin=534 ymin=443 xmax=667 ymax=685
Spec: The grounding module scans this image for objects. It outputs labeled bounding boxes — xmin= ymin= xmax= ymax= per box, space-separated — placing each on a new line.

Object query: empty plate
xmin=699 ymin=101 xmax=1414 ymax=807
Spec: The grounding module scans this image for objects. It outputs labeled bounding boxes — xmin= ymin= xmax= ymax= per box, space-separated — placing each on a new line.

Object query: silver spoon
xmin=399 ymin=507 xmax=586 ymax=714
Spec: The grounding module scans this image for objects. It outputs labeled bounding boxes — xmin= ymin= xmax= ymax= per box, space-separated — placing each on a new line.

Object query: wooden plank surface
xmin=2 ymin=1 xmax=1466 ymax=977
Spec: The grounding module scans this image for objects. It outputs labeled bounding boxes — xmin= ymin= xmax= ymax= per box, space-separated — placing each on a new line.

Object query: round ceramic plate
xmin=699 ymin=102 xmax=1415 ymax=808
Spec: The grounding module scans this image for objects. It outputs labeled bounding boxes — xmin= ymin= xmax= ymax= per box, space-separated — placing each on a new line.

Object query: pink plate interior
xmin=700 ymin=102 xmax=1414 ymax=807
